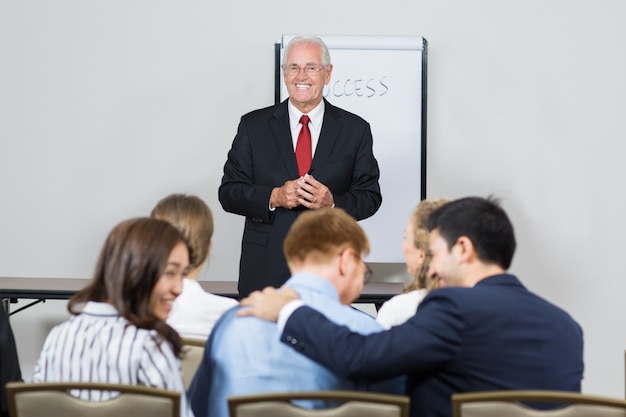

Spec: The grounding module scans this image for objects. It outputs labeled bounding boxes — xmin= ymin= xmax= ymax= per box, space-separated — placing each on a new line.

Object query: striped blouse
xmin=32 ymin=301 xmax=193 ymax=417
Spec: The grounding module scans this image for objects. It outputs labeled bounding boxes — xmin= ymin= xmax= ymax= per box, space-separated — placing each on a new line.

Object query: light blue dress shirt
xmin=187 ymin=272 xmax=404 ymax=417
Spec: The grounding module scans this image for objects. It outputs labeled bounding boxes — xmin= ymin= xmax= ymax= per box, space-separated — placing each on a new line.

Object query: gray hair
xmin=282 ymin=36 xmax=331 ymax=68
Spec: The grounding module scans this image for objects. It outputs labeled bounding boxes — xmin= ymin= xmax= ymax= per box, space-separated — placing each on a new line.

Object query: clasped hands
xmin=270 ymin=174 xmax=334 ymax=210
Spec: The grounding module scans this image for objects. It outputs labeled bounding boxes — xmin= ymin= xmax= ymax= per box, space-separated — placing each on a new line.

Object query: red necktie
xmin=295 ymin=115 xmax=312 ymax=176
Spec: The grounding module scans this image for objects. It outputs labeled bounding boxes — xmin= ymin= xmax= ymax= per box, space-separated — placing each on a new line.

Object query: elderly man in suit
xmin=239 ymin=196 xmax=585 ymax=417
xmin=218 ymin=35 xmax=382 ymax=297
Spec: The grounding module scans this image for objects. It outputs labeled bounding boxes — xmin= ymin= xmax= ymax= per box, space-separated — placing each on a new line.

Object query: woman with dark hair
xmin=31 ymin=217 xmax=193 ymax=417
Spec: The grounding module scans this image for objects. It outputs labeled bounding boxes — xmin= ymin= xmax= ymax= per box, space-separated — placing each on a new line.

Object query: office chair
xmin=6 ymin=381 xmax=180 ymax=417
xmin=452 ymin=390 xmax=626 ymax=417
xmin=181 ymin=338 xmax=205 ymax=389
xmin=228 ymin=390 xmax=410 ymax=417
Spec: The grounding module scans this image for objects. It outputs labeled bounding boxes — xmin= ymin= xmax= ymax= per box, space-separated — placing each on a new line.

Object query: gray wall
xmin=2 ymin=0 xmax=625 ymax=397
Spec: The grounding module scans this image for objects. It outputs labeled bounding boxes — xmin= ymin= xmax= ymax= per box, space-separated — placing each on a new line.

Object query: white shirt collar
xmin=287 ymin=99 xmax=325 ymax=132
xmin=287 ymin=100 xmax=325 ymax=156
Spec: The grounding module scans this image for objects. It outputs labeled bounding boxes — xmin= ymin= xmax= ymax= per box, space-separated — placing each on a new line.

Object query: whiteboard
xmin=275 ymin=35 xmax=427 ymax=262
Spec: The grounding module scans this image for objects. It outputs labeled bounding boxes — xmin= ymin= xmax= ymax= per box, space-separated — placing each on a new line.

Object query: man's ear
xmin=337 ymin=247 xmax=353 ymax=278
xmin=455 ymin=236 xmax=478 ymax=263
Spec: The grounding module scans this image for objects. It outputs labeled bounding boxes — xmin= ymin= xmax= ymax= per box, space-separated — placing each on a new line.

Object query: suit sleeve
xmin=281 ymin=292 xmax=464 ymax=381
xmin=0 ymin=307 xmax=22 ymax=417
xmin=332 ymin=122 xmax=381 ymax=221
xmin=218 ymin=116 xmax=277 ymax=224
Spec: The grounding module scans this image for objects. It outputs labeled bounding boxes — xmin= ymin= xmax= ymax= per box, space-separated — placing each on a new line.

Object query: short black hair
xmin=424 ymin=196 xmax=516 ymax=269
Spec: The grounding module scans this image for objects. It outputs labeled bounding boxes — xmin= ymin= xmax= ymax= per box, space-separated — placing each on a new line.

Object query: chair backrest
xmin=228 ymin=390 xmax=410 ymax=417
xmin=181 ymin=338 xmax=205 ymax=389
xmin=6 ymin=381 xmax=180 ymax=417
xmin=452 ymin=390 xmax=626 ymax=417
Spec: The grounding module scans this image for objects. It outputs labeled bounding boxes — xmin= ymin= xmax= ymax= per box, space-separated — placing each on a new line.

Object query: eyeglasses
xmin=282 ymin=64 xmax=326 ymax=76
xmin=364 ymin=263 xmax=373 ymax=284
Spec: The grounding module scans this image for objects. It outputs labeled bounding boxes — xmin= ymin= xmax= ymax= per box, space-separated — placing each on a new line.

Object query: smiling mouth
xmin=296 ymin=84 xmax=310 ymax=90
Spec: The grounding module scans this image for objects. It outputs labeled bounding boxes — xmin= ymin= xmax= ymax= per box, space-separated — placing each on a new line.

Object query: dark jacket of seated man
xmin=281 ymin=273 xmax=584 ymax=417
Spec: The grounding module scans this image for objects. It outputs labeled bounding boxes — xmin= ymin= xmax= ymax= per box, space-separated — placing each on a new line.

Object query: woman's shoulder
xmin=178 ymin=280 xmax=238 ymax=308
xmin=376 ymin=289 xmax=429 ymax=329
xmin=386 ymin=288 xmax=428 ymax=306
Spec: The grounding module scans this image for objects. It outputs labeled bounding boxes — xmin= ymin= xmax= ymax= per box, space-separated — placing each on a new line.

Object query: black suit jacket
xmin=0 ymin=307 xmax=22 ymax=417
xmin=280 ymin=274 xmax=584 ymax=417
xmin=219 ymin=99 xmax=382 ymax=296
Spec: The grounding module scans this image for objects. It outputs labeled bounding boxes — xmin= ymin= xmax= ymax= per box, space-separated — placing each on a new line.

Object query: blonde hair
xmin=150 ymin=194 xmax=213 ymax=270
xmin=404 ymin=198 xmax=449 ymax=293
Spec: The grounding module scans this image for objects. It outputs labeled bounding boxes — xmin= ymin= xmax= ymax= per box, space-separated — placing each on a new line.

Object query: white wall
xmin=1 ymin=0 xmax=625 ymax=397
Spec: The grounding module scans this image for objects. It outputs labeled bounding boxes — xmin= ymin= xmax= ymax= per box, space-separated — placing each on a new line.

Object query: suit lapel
xmin=270 ymin=100 xmax=299 ymax=178
xmin=310 ymin=99 xmax=342 ymax=175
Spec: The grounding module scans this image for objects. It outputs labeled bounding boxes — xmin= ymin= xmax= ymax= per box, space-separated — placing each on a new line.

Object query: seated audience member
xmin=1 ymin=305 xmax=22 ymax=417
xmin=240 ymin=196 xmax=585 ymax=417
xmin=188 ymin=208 xmax=403 ymax=417
xmin=31 ymin=217 xmax=193 ymax=417
xmin=151 ymin=193 xmax=237 ymax=340
xmin=376 ymin=198 xmax=448 ymax=329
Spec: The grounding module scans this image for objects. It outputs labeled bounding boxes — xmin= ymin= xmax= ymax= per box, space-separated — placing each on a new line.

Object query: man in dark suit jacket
xmin=239 ymin=196 xmax=585 ymax=417
xmin=219 ymin=35 xmax=381 ymax=297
